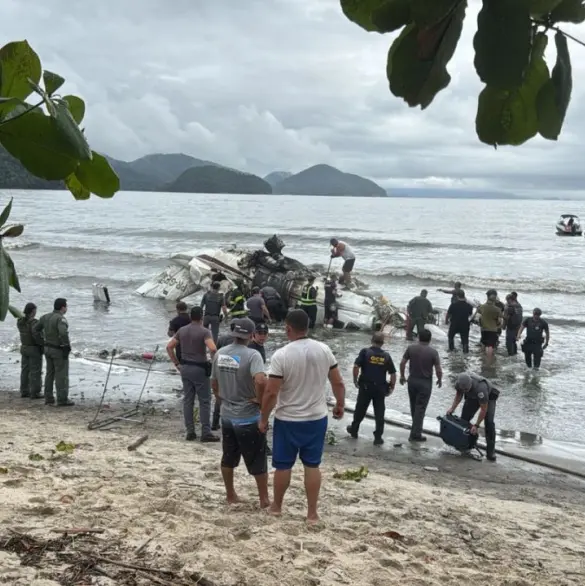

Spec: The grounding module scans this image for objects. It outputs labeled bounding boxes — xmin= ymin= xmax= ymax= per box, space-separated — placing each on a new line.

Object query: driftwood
xmin=51 ymin=528 xmax=105 ymax=535
xmin=127 ymin=434 xmax=149 ymax=451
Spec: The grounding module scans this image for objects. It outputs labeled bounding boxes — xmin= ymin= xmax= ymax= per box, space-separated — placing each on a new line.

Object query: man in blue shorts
xmin=211 ymin=318 xmax=269 ymax=507
xmin=259 ymin=309 xmax=345 ymax=523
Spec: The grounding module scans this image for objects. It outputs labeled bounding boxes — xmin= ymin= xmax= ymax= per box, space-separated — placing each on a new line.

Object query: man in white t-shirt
xmin=259 ymin=309 xmax=345 ymax=523
xmin=330 ymin=237 xmax=356 ymax=287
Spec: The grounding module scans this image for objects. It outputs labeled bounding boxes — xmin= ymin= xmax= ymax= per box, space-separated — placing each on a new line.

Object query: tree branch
xmin=0 ymin=100 xmax=44 ymax=127
xmin=551 ymin=25 xmax=585 ymax=49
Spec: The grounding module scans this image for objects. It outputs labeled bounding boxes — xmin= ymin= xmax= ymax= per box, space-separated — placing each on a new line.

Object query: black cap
xmin=255 ymin=322 xmax=269 ymax=334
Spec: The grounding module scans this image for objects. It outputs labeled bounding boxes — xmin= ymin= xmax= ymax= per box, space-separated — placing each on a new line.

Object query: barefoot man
xmin=259 ymin=309 xmax=345 ymax=522
xmin=211 ymin=318 xmax=269 ymax=508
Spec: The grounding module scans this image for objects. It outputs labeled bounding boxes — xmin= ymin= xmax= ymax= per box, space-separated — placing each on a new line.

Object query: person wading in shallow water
xmin=346 ymin=332 xmax=396 ymax=446
xmin=330 ymin=238 xmax=356 ymax=288
xmin=517 ymin=308 xmax=550 ymax=370
xmin=260 ymin=309 xmax=345 ymax=523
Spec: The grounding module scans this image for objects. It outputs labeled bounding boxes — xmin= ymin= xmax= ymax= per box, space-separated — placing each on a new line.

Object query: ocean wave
xmin=363 ymin=268 xmax=585 ymax=295
xmin=18 ymin=273 xmax=143 ymax=288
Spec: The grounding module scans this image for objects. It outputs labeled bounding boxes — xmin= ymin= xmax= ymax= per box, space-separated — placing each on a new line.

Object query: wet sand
xmin=1 ymin=384 xmax=585 ymax=585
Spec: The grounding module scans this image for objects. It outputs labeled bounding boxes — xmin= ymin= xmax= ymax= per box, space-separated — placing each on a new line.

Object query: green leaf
xmin=340 ymin=0 xmax=394 ymax=32
xmin=387 ymin=1 xmax=467 ymax=109
xmin=65 ymin=173 xmax=90 ymax=200
xmin=0 ymin=242 xmax=9 ymax=321
xmin=530 ymin=0 xmax=564 ymax=17
xmin=0 ymin=97 xmax=24 ymax=119
xmin=0 ymin=197 xmax=13 ymax=227
xmin=0 ymin=109 xmax=81 ymax=180
xmin=62 ymin=95 xmax=85 ymax=124
xmin=476 ymin=32 xmax=550 ymax=147
xmin=0 ymin=224 xmax=24 ymax=238
xmin=52 ymin=101 xmax=92 ymax=161
xmin=2 ymin=248 xmax=20 ymax=292
xmin=371 ymin=0 xmax=412 ymax=32
xmin=8 ymin=304 xmax=22 ymax=319
xmin=43 ymin=70 xmax=65 ymax=96
xmin=410 ymin=0 xmax=462 ymax=27
xmin=75 ymin=152 xmax=120 ymax=198
xmin=550 ymin=0 xmax=585 ymax=23
xmin=537 ymin=31 xmax=572 ymax=140
xmin=0 ymin=41 xmax=42 ymax=114
xmin=473 ymin=0 xmax=532 ymax=90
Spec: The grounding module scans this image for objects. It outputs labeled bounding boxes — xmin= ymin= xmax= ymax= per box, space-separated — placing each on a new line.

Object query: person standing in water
xmin=330 ymin=238 xmax=355 ymax=287
xmin=474 ymin=289 xmax=502 ymax=358
xmin=406 ymin=289 xmax=433 ymax=341
xmin=446 ymin=290 xmax=473 ymax=353
xmin=503 ymin=292 xmax=523 ymax=356
xmin=246 ymin=287 xmax=271 ymax=326
xmin=200 ymin=282 xmax=228 ymax=343
xmin=517 ymin=308 xmax=549 ymax=370
xmin=437 ymin=281 xmax=463 ymax=304
xmin=298 ymin=275 xmax=318 ymax=329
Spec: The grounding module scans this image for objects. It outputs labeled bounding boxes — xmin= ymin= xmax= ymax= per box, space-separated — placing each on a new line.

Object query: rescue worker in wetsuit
xmin=346 ymin=332 xmax=396 ymax=446
xmin=503 ymin=292 xmax=523 ymax=356
xmin=200 ymin=282 xmax=228 ymax=343
xmin=448 ymin=372 xmax=499 ymax=462
xmin=446 ymin=289 xmax=473 ymax=353
xmin=324 ymin=276 xmax=339 ymax=327
xmin=330 ymin=238 xmax=356 ymax=287
xmin=35 ymin=298 xmax=74 ymax=406
xmin=517 ymin=308 xmax=550 ymax=369
xmin=298 ymin=275 xmax=318 ymax=329
xmin=437 ymin=281 xmax=463 ymax=304
xmin=406 ymin=289 xmax=433 ymax=341
xmin=227 ymin=283 xmax=248 ymax=318
xmin=260 ymin=285 xmax=287 ymax=322
xmin=17 ymin=302 xmax=44 ymax=399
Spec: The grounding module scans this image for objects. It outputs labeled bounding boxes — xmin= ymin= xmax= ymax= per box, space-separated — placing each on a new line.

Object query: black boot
xmin=346 ymin=424 xmax=358 ymax=439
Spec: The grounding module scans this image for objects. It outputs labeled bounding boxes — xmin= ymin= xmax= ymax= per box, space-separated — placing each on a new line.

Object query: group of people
xmin=16 ymin=298 xmax=74 ymax=406
xmin=407 ymin=283 xmax=551 ymax=369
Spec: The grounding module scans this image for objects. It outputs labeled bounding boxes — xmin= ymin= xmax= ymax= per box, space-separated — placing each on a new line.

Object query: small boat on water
xmin=556 ymin=214 xmax=582 ymax=236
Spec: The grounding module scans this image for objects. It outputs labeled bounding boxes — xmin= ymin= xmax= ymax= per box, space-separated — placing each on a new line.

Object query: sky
xmin=2 ymin=0 xmax=585 ymax=193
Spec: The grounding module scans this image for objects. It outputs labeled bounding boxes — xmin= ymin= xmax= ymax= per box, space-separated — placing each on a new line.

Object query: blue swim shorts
xmin=272 ymin=416 xmax=328 ymax=470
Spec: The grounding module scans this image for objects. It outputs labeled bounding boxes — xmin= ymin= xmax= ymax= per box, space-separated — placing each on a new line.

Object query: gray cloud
xmin=2 ymin=0 xmax=585 ymax=192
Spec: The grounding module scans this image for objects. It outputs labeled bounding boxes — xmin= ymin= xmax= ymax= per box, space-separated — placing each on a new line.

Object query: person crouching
xmin=448 ymin=372 xmax=499 ymax=462
xmin=211 ymin=318 xmax=270 ymax=508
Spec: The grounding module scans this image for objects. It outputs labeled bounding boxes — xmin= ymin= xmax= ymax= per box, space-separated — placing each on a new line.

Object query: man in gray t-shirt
xmin=211 ymin=318 xmax=269 ymax=508
xmin=246 ymin=287 xmax=270 ymax=325
xmin=399 ymin=328 xmax=442 ymax=443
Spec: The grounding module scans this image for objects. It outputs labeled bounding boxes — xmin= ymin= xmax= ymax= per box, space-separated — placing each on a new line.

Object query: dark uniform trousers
xmin=301 ymin=305 xmax=317 ymax=329
xmin=523 ymin=340 xmax=543 ymax=368
xmin=349 ymin=382 xmax=387 ymax=439
xmin=408 ymin=377 xmax=432 ymax=439
xmin=506 ymin=326 xmax=520 ymax=356
xmin=406 ymin=317 xmax=426 ymax=341
xmin=44 ymin=346 xmax=70 ymax=404
xmin=448 ymin=323 xmax=470 ymax=353
xmin=20 ymin=346 xmax=43 ymax=398
xmin=203 ymin=315 xmax=220 ymax=343
xmin=461 ymin=394 xmax=497 ymax=456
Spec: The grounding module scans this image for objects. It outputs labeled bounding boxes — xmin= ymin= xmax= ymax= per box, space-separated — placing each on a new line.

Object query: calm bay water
xmin=2 ymin=189 xmax=585 ymax=444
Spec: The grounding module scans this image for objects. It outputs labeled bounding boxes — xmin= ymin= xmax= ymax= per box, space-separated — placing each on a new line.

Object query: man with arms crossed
xmin=259 ymin=309 xmax=345 ymax=523
xmin=211 ymin=318 xmax=269 ymax=508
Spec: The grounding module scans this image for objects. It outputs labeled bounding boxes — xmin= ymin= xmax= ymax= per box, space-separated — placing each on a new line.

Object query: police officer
xmin=35 ymin=298 xmax=73 ymax=406
xmin=298 ymin=275 xmax=318 ymax=329
xmin=346 ymin=332 xmax=397 ymax=445
xmin=200 ymin=281 xmax=228 ymax=343
xmin=260 ymin=285 xmax=287 ymax=322
xmin=17 ymin=302 xmax=44 ymax=399
xmin=517 ymin=307 xmax=550 ymax=369
xmin=448 ymin=372 xmax=499 ymax=461
xmin=227 ymin=282 xmax=248 ymax=318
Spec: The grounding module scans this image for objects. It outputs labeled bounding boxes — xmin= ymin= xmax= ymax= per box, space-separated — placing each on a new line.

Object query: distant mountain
xmin=273 ymin=164 xmax=386 ymax=197
xmin=0 ymin=147 xmax=62 ymax=190
xmin=105 ymin=156 xmax=157 ymax=191
xmin=264 ymin=171 xmax=292 ymax=188
xmin=128 ymin=153 xmax=219 ymax=184
xmin=163 ymin=165 xmax=272 ymax=194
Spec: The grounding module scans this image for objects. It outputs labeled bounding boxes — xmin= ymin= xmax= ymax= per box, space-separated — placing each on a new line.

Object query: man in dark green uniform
xmin=17 ymin=302 xmax=44 ymax=399
xmin=298 ymin=275 xmax=318 ymax=329
xmin=406 ymin=289 xmax=433 ymax=341
xmin=35 ymin=298 xmax=74 ymax=406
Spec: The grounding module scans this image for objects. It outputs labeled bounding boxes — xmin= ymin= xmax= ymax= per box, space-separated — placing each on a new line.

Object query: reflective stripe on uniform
xmin=298 ymin=285 xmax=317 ymax=306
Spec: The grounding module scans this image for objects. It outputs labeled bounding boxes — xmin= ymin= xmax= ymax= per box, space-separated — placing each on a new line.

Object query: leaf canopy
xmin=43 ymin=70 xmax=65 ymax=96
xmin=476 ymin=33 xmax=550 ymax=147
xmin=65 ymin=174 xmax=91 ymax=200
xmin=537 ymin=31 xmax=572 ymax=140
xmin=473 ymin=0 xmax=533 ymax=90
xmin=75 ymin=152 xmax=120 ymax=198
xmin=387 ymin=1 xmax=466 ymax=109
xmin=0 ymin=224 xmax=24 ymax=238
xmin=51 ymin=101 xmax=92 ymax=161
xmin=62 ymin=95 xmax=85 ymax=124
xmin=0 ymin=41 xmax=42 ymax=117
xmin=0 ymin=198 xmax=13 ymax=227
xmin=550 ymin=0 xmax=585 ymax=23
xmin=0 ymin=242 xmax=9 ymax=321
xmin=2 ymin=248 xmax=21 ymax=292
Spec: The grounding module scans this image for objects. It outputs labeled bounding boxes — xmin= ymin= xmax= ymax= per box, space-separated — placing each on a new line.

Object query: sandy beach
xmin=1 ymin=390 xmax=585 ymax=586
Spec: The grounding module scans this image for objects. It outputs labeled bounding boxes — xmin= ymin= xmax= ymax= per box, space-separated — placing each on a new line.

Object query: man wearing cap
xmin=448 ymin=372 xmax=499 ymax=461
xmin=246 ymin=286 xmax=270 ymax=326
xmin=406 ymin=289 xmax=433 ymax=341
xmin=474 ymin=289 xmax=503 ymax=357
xmin=346 ymin=332 xmax=397 ymax=446
xmin=211 ymin=317 xmax=269 ymax=508
xmin=298 ymin=275 xmax=318 ymax=329
xmin=167 ymin=306 xmax=219 ymax=443
xmin=248 ymin=322 xmax=269 ymax=363
xmin=517 ymin=308 xmax=550 ymax=369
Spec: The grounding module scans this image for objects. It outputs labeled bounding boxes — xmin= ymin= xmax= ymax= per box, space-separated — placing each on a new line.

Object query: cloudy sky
xmin=3 ymin=0 xmax=585 ymax=193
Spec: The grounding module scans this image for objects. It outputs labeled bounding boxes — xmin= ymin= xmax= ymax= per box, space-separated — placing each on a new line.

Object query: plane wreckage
xmin=136 ymin=235 xmax=407 ymax=331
